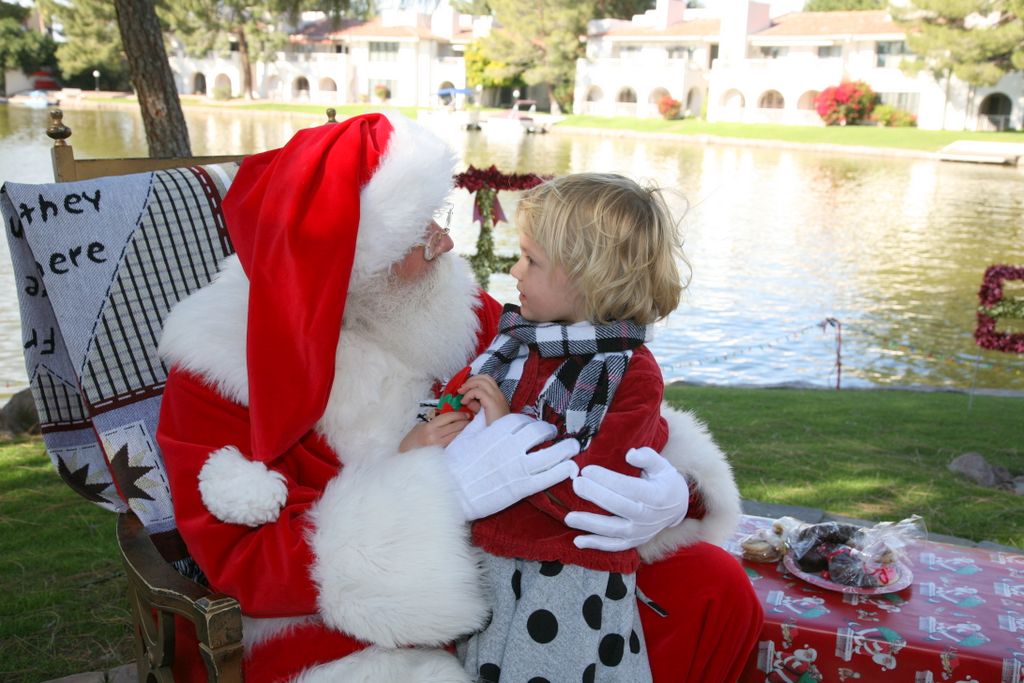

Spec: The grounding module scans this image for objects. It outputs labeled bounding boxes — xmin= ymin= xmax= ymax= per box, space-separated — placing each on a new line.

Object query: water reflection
xmin=1 ymin=104 xmax=1023 ymax=393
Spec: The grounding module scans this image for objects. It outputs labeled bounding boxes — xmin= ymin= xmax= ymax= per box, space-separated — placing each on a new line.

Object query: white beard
xmin=315 ymin=255 xmax=481 ymax=461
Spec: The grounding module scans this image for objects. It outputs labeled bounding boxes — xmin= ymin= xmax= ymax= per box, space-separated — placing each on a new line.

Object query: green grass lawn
xmin=1 ymin=385 xmax=1021 ymax=679
xmin=557 ymin=115 xmax=1024 ymax=152
xmin=665 ymin=385 xmax=1024 ymax=547
xmin=0 ymin=438 xmax=132 ymax=682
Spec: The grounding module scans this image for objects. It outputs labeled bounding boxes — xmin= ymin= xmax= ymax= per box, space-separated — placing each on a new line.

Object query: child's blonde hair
xmin=516 ymin=172 xmax=687 ymax=325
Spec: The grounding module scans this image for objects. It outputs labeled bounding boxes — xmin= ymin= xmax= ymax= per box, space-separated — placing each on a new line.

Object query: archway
xmin=685 ymin=87 xmax=702 ymax=114
xmin=193 ymin=73 xmax=207 ymax=96
xmin=213 ymin=73 xmax=232 ymax=98
xmin=617 ymin=87 xmax=637 ymax=103
xmin=758 ymin=90 xmax=784 ymax=109
xmin=797 ymin=90 xmax=819 ymax=110
xmin=721 ymin=89 xmax=745 ymax=109
xmin=319 ymin=77 xmax=337 ymax=92
xmin=293 ymin=76 xmax=310 ymax=100
xmin=978 ymin=92 xmax=1012 ymax=131
xmin=648 ymin=87 xmax=670 ymax=104
xmin=586 ymin=86 xmax=603 ymax=102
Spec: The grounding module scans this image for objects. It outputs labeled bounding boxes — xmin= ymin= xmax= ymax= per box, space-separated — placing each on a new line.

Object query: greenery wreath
xmin=453 ymin=165 xmax=550 ymax=288
xmin=975 ymin=264 xmax=1024 ymax=353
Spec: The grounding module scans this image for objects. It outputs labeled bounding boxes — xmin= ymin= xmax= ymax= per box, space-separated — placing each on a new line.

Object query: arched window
xmin=586 ymin=86 xmax=603 ymax=102
xmin=293 ymin=77 xmax=310 ymax=99
xmin=617 ymin=87 xmax=637 ymax=103
xmin=759 ymin=90 xmax=784 ymax=109
xmin=319 ymin=77 xmax=337 ymax=92
xmin=193 ymin=73 xmax=207 ymax=95
xmin=797 ymin=90 xmax=819 ymax=110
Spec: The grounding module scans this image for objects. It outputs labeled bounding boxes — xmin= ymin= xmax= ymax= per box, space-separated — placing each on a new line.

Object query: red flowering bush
xmin=658 ymin=95 xmax=682 ymax=120
xmin=814 ymin=81 xmax=879 ymax=126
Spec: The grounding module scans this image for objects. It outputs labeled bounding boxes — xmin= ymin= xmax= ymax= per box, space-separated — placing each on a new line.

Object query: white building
xmin=166 ymin=0 xmax=1023 ymax=131
xmin=575 ymin=0 xmax=1024 ymax=131
xmin=169 ymin=2 xmax=489 ymax=108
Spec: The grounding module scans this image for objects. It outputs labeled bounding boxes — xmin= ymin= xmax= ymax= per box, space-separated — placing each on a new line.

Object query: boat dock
xmin=937 ymin=140 xmax=1024 ymax=166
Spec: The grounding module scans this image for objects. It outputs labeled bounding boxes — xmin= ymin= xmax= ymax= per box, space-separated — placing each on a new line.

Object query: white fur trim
xmin=293 ymin=646 xmax=470 ymax=683
xmin=308 ymin=447 xmax=488 ymax=648
xmin=318 ymin=257 xmax=481 ymax=460
xmin=198 ymin=446 xmax=288 ymax=526
xmin=351 ymin=112 xmax=458 ymax=284
xmin=637 ymin=405 xmax=742 ymax=563
xmin=159 ymin=255 xmax=250 ymax=406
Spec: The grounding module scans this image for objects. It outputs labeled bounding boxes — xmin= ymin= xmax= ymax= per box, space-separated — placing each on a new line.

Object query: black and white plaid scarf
xmin=469 ymin=304 xmax=648 ymax=447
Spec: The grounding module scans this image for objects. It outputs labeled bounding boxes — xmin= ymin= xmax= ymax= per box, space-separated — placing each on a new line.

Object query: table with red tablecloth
xmin=728 ymin=515 xmax=1024 ymax=682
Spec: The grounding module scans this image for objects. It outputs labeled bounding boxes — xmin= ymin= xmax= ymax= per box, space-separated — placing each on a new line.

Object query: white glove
xmin=566 ymin=447 xmax=689 ymax=552
xmin=443 ymin=412 xmax=580 ymax=521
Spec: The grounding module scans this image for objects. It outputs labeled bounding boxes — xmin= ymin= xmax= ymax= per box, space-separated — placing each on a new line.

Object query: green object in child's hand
xmin=437 ymin=366 xmax=474 ymax=415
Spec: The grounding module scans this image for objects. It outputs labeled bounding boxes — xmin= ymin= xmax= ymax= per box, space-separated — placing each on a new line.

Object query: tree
xmin=37 ymin=0 xmax=133 ymax=91
xmin=479 ymin=0 xmax=653 ymax=113
xmin=114 ymin=0 xmax=191 ymax=157
xmin=464 ymin=39 xmax=522 ymax=89
xmin=804 ymin=0 xmax=884 ymax=10
xmin=0 ymin=2 xmax=57 ymax=93
xmin=163 ymin=1 xmax=373 ymax=100
xmin=892 ymin=0 xmax=1024 ymax=126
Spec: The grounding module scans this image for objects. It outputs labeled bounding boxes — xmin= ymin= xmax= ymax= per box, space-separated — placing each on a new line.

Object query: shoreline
xmin=46 ymin=95 xmax=1021 ymax=165
xmin=550 ymin=123 xmax=941 ymax=162
xmin=666 ymin=379 xmax=1024 ymax=399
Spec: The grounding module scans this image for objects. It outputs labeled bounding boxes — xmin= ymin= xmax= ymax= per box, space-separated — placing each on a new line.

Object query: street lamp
xmin=92 ymin=70 xmax=100 ymax=92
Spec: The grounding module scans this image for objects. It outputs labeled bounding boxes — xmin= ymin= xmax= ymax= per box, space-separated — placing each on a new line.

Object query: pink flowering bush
xmin=658 ymin=95 xmax=682 ymax=120
xmin=814 ymin=81 xmax=879 ymax=126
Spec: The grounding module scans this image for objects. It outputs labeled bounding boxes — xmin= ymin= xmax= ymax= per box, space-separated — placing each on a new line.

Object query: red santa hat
xmin=221 ymin=112 xmax=457 ymax=462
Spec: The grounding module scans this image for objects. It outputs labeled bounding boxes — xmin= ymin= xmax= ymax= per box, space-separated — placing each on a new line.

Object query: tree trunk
xmin=941 ymin=70 xmax=951 ymax=131
xmin=113 ymin=0 xmax=191 ymax=157
xmin=547 ymin=83 xmax=562 ymax=115
xmin=237 ymin=26 xmax=254 ymax=100
xmin=964 ymin=84 xmax=976 ymax=131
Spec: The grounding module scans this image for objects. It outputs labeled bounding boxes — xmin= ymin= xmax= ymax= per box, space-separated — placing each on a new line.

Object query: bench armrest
xmin=117 ymin=511 xmax=243 ymax=683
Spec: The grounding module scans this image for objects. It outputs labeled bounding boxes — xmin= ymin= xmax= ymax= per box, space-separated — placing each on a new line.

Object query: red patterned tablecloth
xmin=729 ymin=515 xmax=1024 ymax=683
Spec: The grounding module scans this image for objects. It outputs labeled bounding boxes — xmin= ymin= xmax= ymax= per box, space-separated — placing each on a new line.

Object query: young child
xmin=452 ymin=172 xmax=686 ymax=682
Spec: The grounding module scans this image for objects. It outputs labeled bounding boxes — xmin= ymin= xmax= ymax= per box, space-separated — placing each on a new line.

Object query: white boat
xmin=483 ymin=100 xmax=555 ymax=137
xmin=8 ymin=90 xmax=61 ymax=109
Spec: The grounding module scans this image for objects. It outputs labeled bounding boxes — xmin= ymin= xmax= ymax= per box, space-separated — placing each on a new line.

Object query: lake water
xmin=2 ymin=103 xmax=1024 ymax=394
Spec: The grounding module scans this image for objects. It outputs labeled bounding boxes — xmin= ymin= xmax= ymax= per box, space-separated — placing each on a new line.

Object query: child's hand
xmin=400 ymin=411 xmax=472 ymax=452
xmin=459 ymin=375 xmax=510 ymax=425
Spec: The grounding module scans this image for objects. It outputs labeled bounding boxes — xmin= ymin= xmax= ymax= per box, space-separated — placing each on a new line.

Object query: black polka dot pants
xmin=458 ymin=553 xmax=651 ymax=683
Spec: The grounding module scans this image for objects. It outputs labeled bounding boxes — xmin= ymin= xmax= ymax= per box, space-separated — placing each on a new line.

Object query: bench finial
xmin=46 ymin=109 xmax=71 ymax=147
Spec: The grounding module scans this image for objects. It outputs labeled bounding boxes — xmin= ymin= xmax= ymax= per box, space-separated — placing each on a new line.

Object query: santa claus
xmin=157 ymin=112 xmax=762 ymax=682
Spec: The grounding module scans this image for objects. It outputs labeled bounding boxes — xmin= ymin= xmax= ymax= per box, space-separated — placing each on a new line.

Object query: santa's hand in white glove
xmin=443 ymin=411 xmax=580 ymax=521
xmin=566 ymin=447 xmax=689 ymax=552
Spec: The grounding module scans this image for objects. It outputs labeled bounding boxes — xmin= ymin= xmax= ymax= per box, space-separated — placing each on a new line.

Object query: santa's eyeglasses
xmin=420 ymin=202 xmax=453 ymax=261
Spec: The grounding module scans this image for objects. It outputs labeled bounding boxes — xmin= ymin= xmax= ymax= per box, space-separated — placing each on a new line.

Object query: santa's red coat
xmin=159 ymin=257 xmax=762 ymax=682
